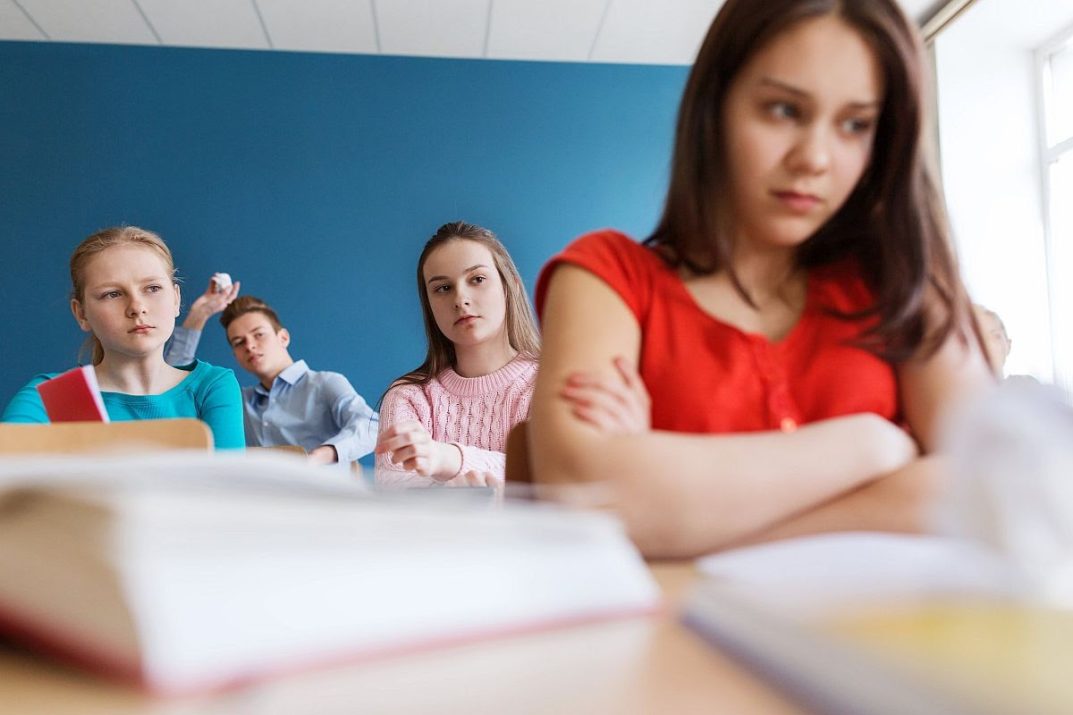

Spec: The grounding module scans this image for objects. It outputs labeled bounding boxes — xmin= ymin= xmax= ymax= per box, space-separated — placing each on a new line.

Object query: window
xmin=1038 ymin=25 xmax=1073 ymax=388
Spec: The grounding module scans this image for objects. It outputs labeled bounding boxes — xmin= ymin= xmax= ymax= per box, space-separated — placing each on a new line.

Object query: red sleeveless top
xmin=535 ymin=230 xmax=900 ymax=434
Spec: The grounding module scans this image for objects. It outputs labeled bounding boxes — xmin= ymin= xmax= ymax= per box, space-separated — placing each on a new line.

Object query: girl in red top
xmin=530 ymin=0 xmax=993 ymax=558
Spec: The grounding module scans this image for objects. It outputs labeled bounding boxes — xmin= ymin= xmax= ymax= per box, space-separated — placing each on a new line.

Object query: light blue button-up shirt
xmin=242 ymin=360 xmax=378 ymax=464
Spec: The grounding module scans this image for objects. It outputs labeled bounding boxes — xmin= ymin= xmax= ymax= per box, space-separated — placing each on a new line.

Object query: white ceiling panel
xmin=257 ymin=0 xmax=378 ymax=54
xmin=1 ymin=1 xmax=959 ymax=63
xmin=486 ymin=0 xmax=606 ymax=62
xmin=137 ymin=0 xmax=268 ymax=49
xmin=15 ymin=0 xmax=156 ymax=44
xmin=592 ymin=0 xmax=721 ymax=65
xmin=0 ymin=0 xmax=45 ymax=40
xmin=376 ymin=0 xmax=488 ymax=58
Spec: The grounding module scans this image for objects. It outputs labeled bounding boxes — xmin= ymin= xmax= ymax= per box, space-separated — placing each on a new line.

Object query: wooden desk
xmin=0 ymin=563 xmax=804 ymax=715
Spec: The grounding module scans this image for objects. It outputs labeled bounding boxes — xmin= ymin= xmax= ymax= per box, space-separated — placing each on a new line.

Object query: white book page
xmin=78 ymin=364 xmax=110 ymax=422
xmin=696 ymin=532 xmax=1023 ymax=613
xmin=0 ymin=450 xmax=369 ymax=496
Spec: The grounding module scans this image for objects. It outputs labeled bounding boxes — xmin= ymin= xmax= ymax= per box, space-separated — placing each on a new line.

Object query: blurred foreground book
xmin=0 ymin=452 xmax=659 ymax=695
xmin=682 ymin=532 xmax=1072 ymax=715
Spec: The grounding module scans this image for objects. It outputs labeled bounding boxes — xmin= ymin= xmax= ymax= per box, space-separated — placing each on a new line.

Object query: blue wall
xmin=0 ymin=41 xmax=687 ymax=412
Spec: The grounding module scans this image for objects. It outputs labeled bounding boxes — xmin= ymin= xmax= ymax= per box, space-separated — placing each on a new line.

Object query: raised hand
xmin=184 ymin=277 xmax=241 ymax=330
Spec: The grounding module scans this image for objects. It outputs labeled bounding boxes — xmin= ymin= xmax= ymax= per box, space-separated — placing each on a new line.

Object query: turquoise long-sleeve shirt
xmin=1 ymin=360 xmax=245 ymax=450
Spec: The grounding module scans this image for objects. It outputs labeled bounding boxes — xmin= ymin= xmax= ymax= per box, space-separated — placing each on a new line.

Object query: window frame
xmin=1035 ymin=22 xmax=1073 ymax=388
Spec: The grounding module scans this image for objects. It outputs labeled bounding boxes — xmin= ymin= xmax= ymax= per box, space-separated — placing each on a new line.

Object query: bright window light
xmin=1046 ymin=38 xmax=1073 ymax=146
xmin=1041 ymin=27 xmax=1073 ymax=388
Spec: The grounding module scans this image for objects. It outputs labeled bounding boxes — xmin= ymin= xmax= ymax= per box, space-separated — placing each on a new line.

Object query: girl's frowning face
xmin=722 ymin=14 xmax=884 ymax=255
xmin=71 ymin=244 xmax=181 ymax=361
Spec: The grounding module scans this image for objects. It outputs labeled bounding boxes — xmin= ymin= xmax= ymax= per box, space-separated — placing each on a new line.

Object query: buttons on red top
xmin=749 ymin=338 xmax=802 ymax=430
xmin=767 ymin=377 xmax=801 ymax=432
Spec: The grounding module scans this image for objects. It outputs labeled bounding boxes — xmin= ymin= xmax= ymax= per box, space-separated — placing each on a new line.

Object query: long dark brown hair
xmin=647 ymin=0 xmax=971 ymax=361
xmin=386 ymin=221 xmax=540 ymax=395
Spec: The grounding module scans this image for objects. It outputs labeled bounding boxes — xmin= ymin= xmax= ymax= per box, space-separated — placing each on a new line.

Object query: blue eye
xmin=101 ymin=290 xmax=121 ymax=299
xmin=146 ymin=284 xmax=162 ymax=293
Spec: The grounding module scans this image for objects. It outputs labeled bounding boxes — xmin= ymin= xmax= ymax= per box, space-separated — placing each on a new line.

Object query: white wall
xmin=933 ymin=0 xmax=1073 ymax=385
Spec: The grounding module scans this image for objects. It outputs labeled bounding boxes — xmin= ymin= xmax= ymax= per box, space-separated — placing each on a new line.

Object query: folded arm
xmin=542 ymin=269 xmax=994 ymax=555
xmin=529 ymin=265 xmax=918 ymax=557
xmin=731 ymin=322 xmax=993 ymax=548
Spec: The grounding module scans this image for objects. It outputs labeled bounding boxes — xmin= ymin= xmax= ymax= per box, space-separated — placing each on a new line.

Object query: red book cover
xmin=35 ymin=365 xmax=110 ymax=422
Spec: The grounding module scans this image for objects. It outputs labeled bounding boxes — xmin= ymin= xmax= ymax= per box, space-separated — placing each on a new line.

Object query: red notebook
xmin=35 ymin=365 xmax=110 ymax=422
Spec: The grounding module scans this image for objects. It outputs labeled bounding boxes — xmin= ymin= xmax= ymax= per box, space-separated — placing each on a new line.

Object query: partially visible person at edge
xmin=973 ymin=304 xmax=1011 ymax=377
xmin=973 ymin=304 xmax=1041 ymax=385
xmin=529 ymin=0 xmax=994 ymax=558
xmin=1 ymin=226 xmax=245 ymax=450
xmin=375 ymin=221 xmax=540 ymax=488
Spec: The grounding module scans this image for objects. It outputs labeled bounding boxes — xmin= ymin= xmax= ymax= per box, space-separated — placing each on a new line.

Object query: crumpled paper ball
xmin=211 ymin=272 xmax=232 ymax=291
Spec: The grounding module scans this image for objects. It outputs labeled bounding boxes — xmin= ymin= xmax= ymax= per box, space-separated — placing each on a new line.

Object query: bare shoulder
xmin=535 ymin=266 xmax=643 ymax=399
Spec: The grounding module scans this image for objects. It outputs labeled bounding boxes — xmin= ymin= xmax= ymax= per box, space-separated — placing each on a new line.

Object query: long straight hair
xmin=70 ymin=226 xmax=178 ymax=365
xmin=647 ymin=0 xmax=972 ymax=361
xmin=386 ymin=222 xmax=540 ymax=395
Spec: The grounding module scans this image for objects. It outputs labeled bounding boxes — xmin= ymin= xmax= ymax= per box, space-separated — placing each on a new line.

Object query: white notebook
xmin=683 ymin=533 xmax=1065 ymax=715
xmin=0 ymin=452 xmax=659 ymax=695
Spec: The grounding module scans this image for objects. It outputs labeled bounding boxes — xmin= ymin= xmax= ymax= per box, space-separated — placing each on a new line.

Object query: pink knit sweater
xmin=375 ymin=355 xmax=538 ymax=486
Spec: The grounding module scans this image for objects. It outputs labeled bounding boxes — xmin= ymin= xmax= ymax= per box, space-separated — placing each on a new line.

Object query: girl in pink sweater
xmin=375 ymin=222 xmax=541 ymax=487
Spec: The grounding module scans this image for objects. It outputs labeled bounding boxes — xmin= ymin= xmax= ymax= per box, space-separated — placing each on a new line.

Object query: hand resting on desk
xmin=376 ymin=421 xmax=503 ymax=488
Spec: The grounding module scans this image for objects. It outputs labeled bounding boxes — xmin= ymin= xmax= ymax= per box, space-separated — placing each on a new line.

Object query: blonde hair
xmin=70 ymin=226 xmax=178 ymax=365
xmin=387 ymin=221 xmax=540 ymax=395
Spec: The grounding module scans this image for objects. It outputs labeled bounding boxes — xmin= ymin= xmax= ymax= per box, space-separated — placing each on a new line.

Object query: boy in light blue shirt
xmin=167 ymin=293 xmax=377 ymax=465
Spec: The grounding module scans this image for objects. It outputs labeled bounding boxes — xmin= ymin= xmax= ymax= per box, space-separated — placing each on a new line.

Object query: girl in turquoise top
xmin=1 ymin=226 xmax=244 ymax=450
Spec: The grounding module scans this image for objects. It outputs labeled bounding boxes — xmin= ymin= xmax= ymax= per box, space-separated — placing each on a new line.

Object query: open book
xmin=35 ymin=365 xmax=109 ymax=422
xmin=0 ymin=452 xmax=659 ymax=695
xmin=683 ymin=533 xmax=1071 ymax=715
